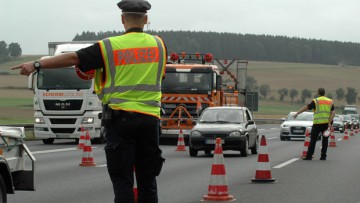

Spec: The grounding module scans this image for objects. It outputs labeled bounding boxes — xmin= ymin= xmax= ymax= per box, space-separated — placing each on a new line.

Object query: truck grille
xmin=51 ymin=128 xmax=75 ymax=134
xmin=161 ymin=103 xmax=209 ymax=117
xmin=50 ymin=118 xmax=77 ymax=124
xmin=290 ymin=126 xmax=306 ymax=135
xmin=44 ymin=100 xmax=83 ymax=110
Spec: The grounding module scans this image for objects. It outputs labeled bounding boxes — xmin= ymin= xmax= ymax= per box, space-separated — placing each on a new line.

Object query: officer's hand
xmin=11 ymin=61 xmax=36 ymax=76
xmin=293 ymin=113 xmax=298 ymax=119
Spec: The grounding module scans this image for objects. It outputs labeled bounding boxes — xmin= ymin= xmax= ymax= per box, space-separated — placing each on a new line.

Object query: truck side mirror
xmin=216 ymin=75 xmax=222 ymax=90
xmin=28 ymin=72 xmax=35 ymax=91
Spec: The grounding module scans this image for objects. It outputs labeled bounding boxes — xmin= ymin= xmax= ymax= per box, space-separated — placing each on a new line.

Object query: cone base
xmin=79 ymin=162 xmax=96 ymax=167
xmin=251 ymin=178 xmax=276 ymax=183
xmin=202 ymin=194 xmax=235 ymax=201
xmin=329 ymin=143 xmax=337 ymax=147
xmin=175 ymin=148 xmax=186 ymax=151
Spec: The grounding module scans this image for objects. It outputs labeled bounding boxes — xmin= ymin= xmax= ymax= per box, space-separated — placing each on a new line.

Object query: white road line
xmin=32 ymin=147 xmax=97 ymax=155
xmin=337 ymin=138 xmax=342 ymax=141
xmin=267 ymin=137 xmax=278 ymax=140
xmin=96 ymin=164 xmax=107 ymax=168
xmin=270 ymin=128 xmax=278 ymax=130
xmin=258 ymin=129 xmax=265 ymax=131
xmin=273 ymin=158 xmax=299 ymax=169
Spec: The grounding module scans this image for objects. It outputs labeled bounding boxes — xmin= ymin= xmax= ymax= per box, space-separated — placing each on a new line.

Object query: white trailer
xmin=28 ymin=42 xmax=104 ymax=144
xmin=0 ymin=126 xmax=35 ymax=202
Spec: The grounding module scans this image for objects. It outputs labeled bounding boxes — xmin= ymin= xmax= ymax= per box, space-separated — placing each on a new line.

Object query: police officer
xmin=11 ymin=0 xmax=167 ymax=202
xmin=293 ymin=87 xmax=335 ymax=160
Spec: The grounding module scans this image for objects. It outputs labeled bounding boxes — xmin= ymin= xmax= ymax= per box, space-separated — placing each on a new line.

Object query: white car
xmin=280 ymin=111 xmax=314 ymax=141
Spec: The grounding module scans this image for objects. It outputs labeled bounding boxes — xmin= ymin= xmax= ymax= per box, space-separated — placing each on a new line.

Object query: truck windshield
xmin=162 ymin=72 xmax=212 ymax=93
xmin=37 ymin=67 xmax=92 ymax=90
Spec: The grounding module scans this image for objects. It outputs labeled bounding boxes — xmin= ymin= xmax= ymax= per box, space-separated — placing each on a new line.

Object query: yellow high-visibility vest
xmin=94 ymin=32 xmax=166 ymax=117
xmin=313 ymin=96 xmax=333 ymax=124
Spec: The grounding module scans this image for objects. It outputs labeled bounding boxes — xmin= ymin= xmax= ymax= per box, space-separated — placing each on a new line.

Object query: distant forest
xmin=73 ymin=30 xmax=360 ymax=66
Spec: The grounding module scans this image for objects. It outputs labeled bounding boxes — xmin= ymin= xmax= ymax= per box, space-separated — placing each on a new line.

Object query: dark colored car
xmin=188 ymin=106 xmax=259 ymax=157
xmin=332 ymin=116 xmax=344 ymax=133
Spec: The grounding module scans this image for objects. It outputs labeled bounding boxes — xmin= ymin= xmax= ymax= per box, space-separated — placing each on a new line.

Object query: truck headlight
xmin=35 ymin=117 xmax=45 ymax=124
xmin=81 ymin=117 xmax=94 ymax=124
xmin=191 ymin=131 xmax=201 ymax=137
xmin=229 ymin=131 xmax=241 ymax=137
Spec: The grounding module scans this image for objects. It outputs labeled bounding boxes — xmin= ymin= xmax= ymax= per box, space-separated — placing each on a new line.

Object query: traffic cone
xmin=355 ymin=125 xmax=358 ymax=134
xmin=301 ymin=128 xmax=311 ymax=158
xmin=133 ymin=166 xmax=138 ymax=203
xmin=77 ymin=126 xmax=86 ymax=150
xmin=175 ymin=129 xmax=186 ymax=151
xmin=350 ymin=125 xmax=354 ymax=136
xmin=329 ymin=127 xmax=337 ymax=147
xmin=252 ymin=135 xmax=276 ymax=183
xmin=79 ymin=130 xmax=96 ymax=167
xmin=343 ymin=130 xmax=349 ymax=140
xmin=202 ymin=138 xmax=235 ymax=201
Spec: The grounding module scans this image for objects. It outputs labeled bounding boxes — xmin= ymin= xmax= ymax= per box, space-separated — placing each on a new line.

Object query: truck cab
xmin=28 ymin=42 xmax=104 ymax=144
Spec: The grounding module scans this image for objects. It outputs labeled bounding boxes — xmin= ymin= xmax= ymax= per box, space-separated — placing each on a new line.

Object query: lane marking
xmin=267 ymin=137 xmax=278 ymax=140
xmin=270 ymin=128 xmax=278 ymax=130
xmin=273 ymin=158 xmax=299 ymax=169
xmin=96 ymin=164 xmax=107 ymax=168
xmin=337 ymin=138 xmax=342 ymax=141
xmin=32 ymin=147 xmax=97 ymax=155
xmin=259 ymin=129 xmax=265 ymax=131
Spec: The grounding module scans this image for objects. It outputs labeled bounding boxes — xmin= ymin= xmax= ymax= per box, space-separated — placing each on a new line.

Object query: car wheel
xmin=42 ymin=138 xmax=54 ymax=144
xmin=240 ymin=138 xmax=249 ymax=157
xmin=189 ymin=146 xmax=198 ymax=157
xmin=250 ymin=136 xmax=258 ymax=154
xmin=204 ymin=149 xmax=211 ymax=155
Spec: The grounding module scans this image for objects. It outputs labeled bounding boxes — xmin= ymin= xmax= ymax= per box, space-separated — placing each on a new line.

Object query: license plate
xmin=293 ymin=130 xmax=304 ymax=133
xmin=205 ymin=139 xmax=225 ymax=144
xmin=57 ymin=134 xmax=70 ymax=138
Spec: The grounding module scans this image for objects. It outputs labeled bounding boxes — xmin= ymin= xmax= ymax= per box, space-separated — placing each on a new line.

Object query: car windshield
xmin=286 ymin=112 xmax=313 ymax=121
xmin=199 ymin=109 xmax=244 ymax=123
xmin=341 ymin=115 xmax=352 ymax=121
xmin=333 ymin=117 xmax=342 ymax=122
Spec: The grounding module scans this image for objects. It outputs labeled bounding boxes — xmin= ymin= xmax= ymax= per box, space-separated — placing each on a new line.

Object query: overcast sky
xmin=1 ymin=0 xmax=360 ymax=54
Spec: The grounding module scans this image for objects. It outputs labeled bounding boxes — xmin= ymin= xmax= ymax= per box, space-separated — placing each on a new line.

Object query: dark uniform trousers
xmin=105 ymin=110 xmax=161 ymax=203
xmin=307 ymin=123 xmax=329 ymax=158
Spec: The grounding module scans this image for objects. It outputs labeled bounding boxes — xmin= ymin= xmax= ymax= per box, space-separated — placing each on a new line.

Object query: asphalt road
xmin=8 ymin=124 xmax=360 ymax=203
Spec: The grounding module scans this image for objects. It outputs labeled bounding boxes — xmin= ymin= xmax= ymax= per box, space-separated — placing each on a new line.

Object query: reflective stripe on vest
xmin=313 ymin=96 xmax=332 ymax=124
xmin=96 ymin=33 xmax=166 ymax=117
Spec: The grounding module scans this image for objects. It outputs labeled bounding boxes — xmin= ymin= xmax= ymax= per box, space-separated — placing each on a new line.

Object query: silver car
xmin=189 ymin=106 xmax=259 ymax=157
xmin=280 ymin=111 xmax=313 ymax=141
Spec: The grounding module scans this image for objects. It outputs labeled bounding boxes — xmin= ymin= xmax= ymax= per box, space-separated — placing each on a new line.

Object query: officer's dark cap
xmin=117 ymin=0 xmax=151 ymax=13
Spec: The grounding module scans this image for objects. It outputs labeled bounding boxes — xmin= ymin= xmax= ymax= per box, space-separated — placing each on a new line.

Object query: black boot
xmin=320 ymin=155 xmax=327 ymax=160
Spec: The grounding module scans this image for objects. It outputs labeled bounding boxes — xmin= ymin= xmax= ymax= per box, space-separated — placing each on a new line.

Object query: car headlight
xmin=281 ymin=124 xmax=289 ymax=128
xmin=229 ymin=131 xmax=241 ymax=137
xmin=191 ymin=131 xmax=201 ymax=137
xmin=35 ymin=117 xmax=45 ymax=124
xmin=81 ymin=117 xmax=94 ymax=124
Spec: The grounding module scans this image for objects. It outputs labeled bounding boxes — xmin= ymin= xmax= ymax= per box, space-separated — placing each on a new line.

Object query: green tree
xmin=0 ymin=41 xmax=9 ymax=62
xmin=345 ymin=87 xmax=358 ymax=104
xmin=278 ymin=88 xmax=289 ymax=101
xmin=246 ymin=76 xmax=258 ymax=91
xmin=290 ymin=89 xmax=298 ymax=103
xmin=335 ymin=88 xmax=345 ymax=101
xmin=301 ymin=89 xmax=312 ymax=103
xmin=259 ymin=84 xmax=270 ymax=99
xmin=8 ymin=42 xmax=22 ymax=57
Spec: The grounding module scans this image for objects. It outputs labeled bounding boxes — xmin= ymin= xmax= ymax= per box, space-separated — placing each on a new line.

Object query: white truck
xmin=28 ymin=41 xmax=105 ymax=144
xmin=0 ymin=126 xmax=35 ymax=202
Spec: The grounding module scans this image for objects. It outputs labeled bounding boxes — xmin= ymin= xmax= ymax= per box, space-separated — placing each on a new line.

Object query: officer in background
xmin=293 ymin=87 xmax=335 ymax=161
xmin=11 ymin=0 xmax=167 ymax=202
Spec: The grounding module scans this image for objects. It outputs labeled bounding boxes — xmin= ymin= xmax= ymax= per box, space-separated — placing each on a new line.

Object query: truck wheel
xmin=43 ymin=138 xmax=54 ymax=144
xmin=0 ymin=174 xmax=7 ymax=203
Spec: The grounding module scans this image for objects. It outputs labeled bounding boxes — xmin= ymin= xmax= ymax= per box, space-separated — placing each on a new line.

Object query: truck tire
xmin=0 ymin=174 xmax=7 ymax=203
xmin=42 ymin=138 xmax=54 ymax=144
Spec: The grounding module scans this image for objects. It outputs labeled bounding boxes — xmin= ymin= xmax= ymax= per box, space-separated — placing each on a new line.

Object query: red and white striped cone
xmin=133 ymin=166 xmax=138 ymax=203
xmin=251 ymin=135 xmax=276 ymax=183
xmin=175 ymin=129 xmax=186 ymax=151
xmin=202 ymin=138 xmax=235 ymax=201
xmin=329 ymin=127 xmax=337 ymax=147
xmin=343 ymin=128 xmax=349 ymax=140
xmin=301 ymin=128 xmax=311 ymax=158
xmin=77 ymin=126 xmax=86 ymax=150
xmin=79 ymin=130 xmax=96 ymax=167
xmin=355 ymin=125 xmax=358 ymax=134
xmin=350 ymin=125 xmax=354 ymax=136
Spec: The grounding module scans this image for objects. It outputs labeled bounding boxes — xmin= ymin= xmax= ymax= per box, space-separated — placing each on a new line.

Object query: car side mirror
xmin=246 ymin=120 xmax=255 ymax=127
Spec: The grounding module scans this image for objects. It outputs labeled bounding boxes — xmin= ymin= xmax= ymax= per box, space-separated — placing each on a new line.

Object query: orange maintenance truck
xmin=160 ymin=52 xmax=248 ymax=138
